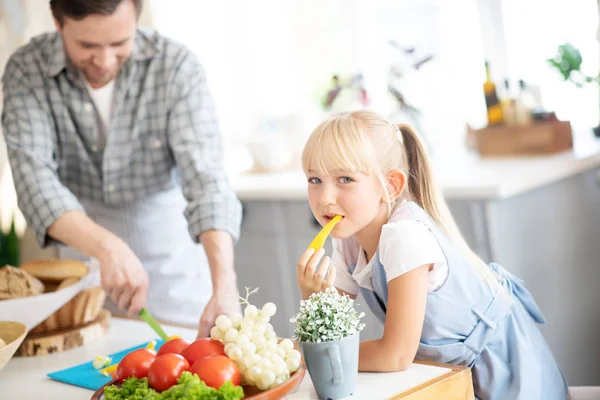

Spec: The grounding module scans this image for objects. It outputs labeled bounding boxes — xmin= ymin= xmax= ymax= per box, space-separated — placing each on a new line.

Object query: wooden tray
xmin=16 ymin=309 xmax=110 ymax=356
xmin=91 ymin=363 xmax=306 ymax=400
xmin=469 ymin=120 xmax=573 ymax=156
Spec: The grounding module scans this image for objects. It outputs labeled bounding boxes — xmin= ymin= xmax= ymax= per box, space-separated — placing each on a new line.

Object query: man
xmin=1 ymin=0 xmax=242 ymax=337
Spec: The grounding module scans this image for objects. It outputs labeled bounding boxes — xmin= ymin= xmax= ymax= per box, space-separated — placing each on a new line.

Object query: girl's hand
xmin=297 ymin=248 xmax=337 ymax=300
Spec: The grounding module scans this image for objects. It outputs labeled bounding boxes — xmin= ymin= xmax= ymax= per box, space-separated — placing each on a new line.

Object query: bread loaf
xmin=42 ymin=281 xmax=60 ymax=293
xmin=0 ymin=266 xmax=45 ymax=299
xmin=20 ymin=260 xmax=88 ymax=282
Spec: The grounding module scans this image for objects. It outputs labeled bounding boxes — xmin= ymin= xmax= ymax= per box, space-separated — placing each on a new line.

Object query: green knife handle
xmin=139 ymin=308 xmax=169 ymax=341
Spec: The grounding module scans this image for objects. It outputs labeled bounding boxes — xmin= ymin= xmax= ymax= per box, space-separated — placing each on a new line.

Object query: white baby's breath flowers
xmin=290 ymin=288 xmax=365 ymax=343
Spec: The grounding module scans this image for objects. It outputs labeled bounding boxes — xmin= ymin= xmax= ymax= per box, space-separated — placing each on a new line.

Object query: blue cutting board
xmin=48 ymin=339 xmax=165 ymax=390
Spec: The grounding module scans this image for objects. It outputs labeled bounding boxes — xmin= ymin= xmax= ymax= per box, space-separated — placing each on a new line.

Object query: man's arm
xmin=199 ymin=230 xmax=236 ymax=295
xmin=197 ymin=230 xmax=240 ymax=337
xmin=166 ymin=50 xmax=242 ymax=336
xmin=166 ymin=51 xmax=242 ymax=245
xmin=2 ymin=56 xmax=85 ymax=248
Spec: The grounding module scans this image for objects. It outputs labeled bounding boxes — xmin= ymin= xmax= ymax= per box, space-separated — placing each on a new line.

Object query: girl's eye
xmin=339 ymin=177 xmax=353 ymax=184
xmin=308 ymin=177 xmax=321 ymax=184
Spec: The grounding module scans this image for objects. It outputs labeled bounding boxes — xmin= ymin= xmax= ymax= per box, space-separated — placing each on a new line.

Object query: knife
xmin=138 ymin=308 xmax=169 ymax=341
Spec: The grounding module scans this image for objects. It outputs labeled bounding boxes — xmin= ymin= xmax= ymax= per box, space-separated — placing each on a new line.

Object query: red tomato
xmin=156 ymin=338 xmax=191 ymax=357
xmin=190 ymin=355 xmax=241 ymax=389
xmin=116 ymin=348 xmax=156 ymax=381
xmin=180 ymin=338 xmax=225 ymax=365
xmin=147 ymin=353 xmax=190 ymax=392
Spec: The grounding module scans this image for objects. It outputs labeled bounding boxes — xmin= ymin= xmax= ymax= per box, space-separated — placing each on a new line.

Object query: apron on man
xmin=59 ymin=187 xmax=212 ymax=326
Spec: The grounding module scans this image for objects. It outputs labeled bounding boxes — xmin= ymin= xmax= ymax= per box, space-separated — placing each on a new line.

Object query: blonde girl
xmin=297 ymin=111 xmax=568 ymax=399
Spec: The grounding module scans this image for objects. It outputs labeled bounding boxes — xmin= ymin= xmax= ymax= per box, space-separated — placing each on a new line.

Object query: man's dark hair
xmin=50 ymin=0 xmax=142 ymax=26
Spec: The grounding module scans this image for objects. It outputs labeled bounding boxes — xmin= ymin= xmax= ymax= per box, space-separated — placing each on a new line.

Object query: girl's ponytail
xmin=397 ymin=124 xmax=446 ymax=233
xmin=397 ymin=124 xmax=504 ymax=294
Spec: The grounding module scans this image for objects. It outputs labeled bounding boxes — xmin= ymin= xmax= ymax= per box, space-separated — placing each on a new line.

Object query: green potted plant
xmin=548 ymin=42 xmax=600 ymax=136
xmin=0 ymin=215 xmax=20 ymax=268
xmin=290 ymin=288 xmax=365 ymax=400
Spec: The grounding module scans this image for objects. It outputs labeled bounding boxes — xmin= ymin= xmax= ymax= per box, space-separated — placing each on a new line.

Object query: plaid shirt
xmin=1 ymin=28 xmax=241 ymax=247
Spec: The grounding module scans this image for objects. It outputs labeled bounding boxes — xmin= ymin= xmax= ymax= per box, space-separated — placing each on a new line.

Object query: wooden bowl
xmin=30 ymin=286 xmax=106 ymax=335
xmin=90 ymin=364 xmax=306 ymax=400
xmin=0 ymin=321 xmax=27 ymax=372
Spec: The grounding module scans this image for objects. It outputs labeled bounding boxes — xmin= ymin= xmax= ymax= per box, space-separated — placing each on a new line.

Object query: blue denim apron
xmin=349 ymin=202 xmax=568 ymax=399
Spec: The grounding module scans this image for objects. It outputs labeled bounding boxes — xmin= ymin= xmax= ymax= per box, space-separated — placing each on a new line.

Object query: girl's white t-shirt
xmin=332 ymin=204 xmax=448 ymax=295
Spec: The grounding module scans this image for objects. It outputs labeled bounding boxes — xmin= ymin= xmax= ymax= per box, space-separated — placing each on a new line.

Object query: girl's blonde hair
xmin=302 ymin=110 xmax=502 ymax=293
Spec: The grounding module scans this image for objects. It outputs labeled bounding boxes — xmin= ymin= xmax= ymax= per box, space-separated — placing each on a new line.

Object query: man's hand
xmin=97 ymin=236 xmax=149 ymax=315
xmin=197 ymin=286 xmax=241 ymax=339
xmin=47 ymin=211 xmax=149 ymax=315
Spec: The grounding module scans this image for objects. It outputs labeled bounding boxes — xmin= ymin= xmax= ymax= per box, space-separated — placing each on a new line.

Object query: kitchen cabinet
xmin=447 ymin=167 xmax=600 ymax=386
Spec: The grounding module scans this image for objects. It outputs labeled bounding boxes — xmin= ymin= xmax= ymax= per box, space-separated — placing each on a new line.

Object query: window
xmin=498 ymin=0 xmax=599 ymax=127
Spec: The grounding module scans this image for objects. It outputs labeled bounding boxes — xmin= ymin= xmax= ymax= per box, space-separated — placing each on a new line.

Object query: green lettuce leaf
xmin=103 ymin=372 xmax=244 ymax=400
